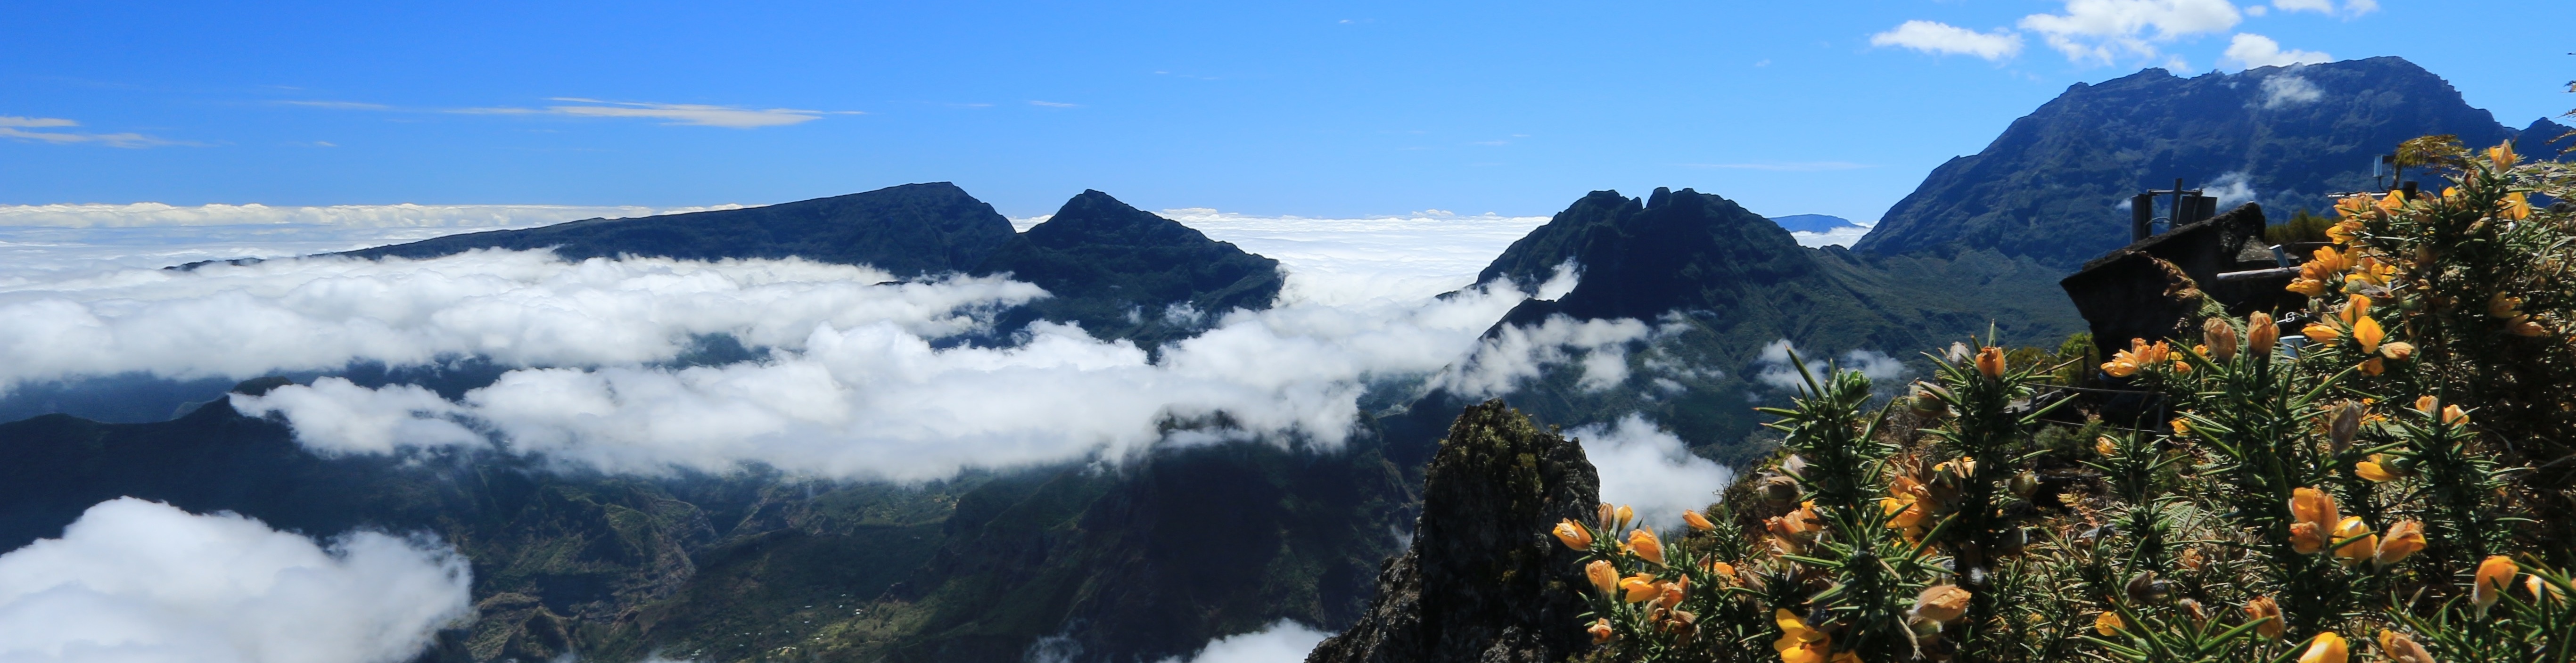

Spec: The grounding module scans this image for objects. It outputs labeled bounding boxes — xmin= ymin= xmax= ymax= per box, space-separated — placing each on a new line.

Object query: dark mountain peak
xmin=337 ymin=181 xmax=1018 ymax=277
xmin=1306 ymin=401 xmax=1599 ymax=663
xmin=972 ymin=189 xmax=1283 ymax=345
xmin=1853 ymin=56 xmax=2519 ymax=269
xmin=1478 ymin=188 xmax=1808 ymax=320
xmin=1021 ymin=189 xmax=1215 ymax=250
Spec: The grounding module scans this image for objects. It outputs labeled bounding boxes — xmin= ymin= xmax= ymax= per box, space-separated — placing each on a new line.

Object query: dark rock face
xmin=340 ymin=182 xmax=1018 ymax=278
xmin=1306 ymin=401 xmax=1601 ymax=663
xmin=1855 ymin=57 xmax=2547 ymax=269
xmin=973 ymin=190 xmax=1284 ymax=345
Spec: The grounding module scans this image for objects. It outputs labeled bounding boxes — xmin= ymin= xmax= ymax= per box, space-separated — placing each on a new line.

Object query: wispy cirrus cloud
xmin=453 ymin=98 xmax=862 ymax=128
xmin=1027 ymin=100 xmax=1082 ymax=108
xmin=0 ymin=116 xmax=187 ymax=148
xmin=1679 ymin=161 xmax=1874 ymax=172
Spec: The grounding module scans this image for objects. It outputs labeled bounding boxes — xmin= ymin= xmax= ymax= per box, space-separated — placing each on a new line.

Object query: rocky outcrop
xmin=1305 ymin=401 xmax=1600 ymax=663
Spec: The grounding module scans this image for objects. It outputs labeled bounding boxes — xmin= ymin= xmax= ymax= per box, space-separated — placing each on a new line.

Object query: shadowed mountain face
xmin=342 ymin=182 xmax=1018 ymax=278
xmin=1854 ymin=57 xmax=2570 ymax=269
xmin=975 ymin=190 xmax=1284 ymax=345
xmin=337 ymin=183 xmax=1283 ymax=347
xmin=1443 ymin=188 xmax=2080 ymax=463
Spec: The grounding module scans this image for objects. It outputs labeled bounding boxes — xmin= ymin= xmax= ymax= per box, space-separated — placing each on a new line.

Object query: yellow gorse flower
xmin=1585 ymin=560 xmax=1618 ymax=596
xmin=2356 ymin=454 xmax=2403 ymax=482
xmin=1773 ymin=609 xmax=1831 ymax=663
xmin=2377 ymin=190 xmax=2406 ymax=215
xmin=1682 ymin=509 xmax=1716 ymax=532
xmin=1551 ymin=519 xmax=1593 ymax=550
xmin=2474 ymin=555 xmax=2517 ymax=612
xmin=2375 ymin=520 xmax=2426 ymax=567
xmin=1974 ymin=345 xmax=2006 ymax=380
xmin=2352 ymin=316 xmax=2385 ymax=354
xmin=2093 ymin=611 xmax=2124 ymax=636
xmin=2331 ymin=516 xmax=2376 ymax=567
xmin=2298 ymin=631 xmax=2348 ymax=663
xmin=2489 ymin=141 xmax=2519 ymax=170
xmin=1628 ymin=529 xmax=1665 ymax=566
xmin=2289 ymin=488 xmax=2339 ymax=554
xmin=1621 ymin=573 xmax=1659 ymax=603
xmin=2304 ymin=323 xmax=2341 ymax=344
xmin=2326 ymin=219 xmax=2363 ymax=245
xmin=2503 ymin=191 xmax=2533 ymax=221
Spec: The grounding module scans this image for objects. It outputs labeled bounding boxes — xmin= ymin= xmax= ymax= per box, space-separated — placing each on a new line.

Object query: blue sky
xmin=5 ymin=0 xmax=2570 ymax=222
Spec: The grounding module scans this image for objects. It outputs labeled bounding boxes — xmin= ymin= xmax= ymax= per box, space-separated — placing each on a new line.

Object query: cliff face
xmin=1306 ymin=401 xmax=1600 ymax=663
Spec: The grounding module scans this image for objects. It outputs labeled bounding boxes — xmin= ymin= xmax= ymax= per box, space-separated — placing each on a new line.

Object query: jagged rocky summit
xmin=1855 ymin=56 xmax=2576 ymax=270
xmin=1307 ymin=401 xmax=1601 ymax=663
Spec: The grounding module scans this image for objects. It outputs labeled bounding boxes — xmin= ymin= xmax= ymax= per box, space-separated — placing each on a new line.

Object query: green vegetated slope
xmin=1853 ymin=57 xmax=2574 ymax=270
xmin=0 ymin=390 xmax=1413 ymax=663
xmin=1441 ymin=187 xmax=2082 ymax=465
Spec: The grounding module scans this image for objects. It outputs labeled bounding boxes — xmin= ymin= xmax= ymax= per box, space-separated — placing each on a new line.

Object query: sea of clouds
xmin=0 ymin=201 xmax=1742 ymax=662
xmin=0 ymin=498 xmax=471 ymax=663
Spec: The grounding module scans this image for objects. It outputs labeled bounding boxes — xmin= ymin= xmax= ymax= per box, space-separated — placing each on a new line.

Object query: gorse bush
xmin=1550 ymin=140 xmax=2576 ymax=663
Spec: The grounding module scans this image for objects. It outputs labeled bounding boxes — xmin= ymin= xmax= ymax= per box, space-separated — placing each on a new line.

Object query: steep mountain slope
xmin=1854 ymin=57 xmax=2566 ymax=269
xmin=1454 ymin=188 xmax=2079 ymax=458
xmin=343 ymin=182 xmax=1017 ymax=278
xmin=975 ymin=190 xmax=1284 ymax=345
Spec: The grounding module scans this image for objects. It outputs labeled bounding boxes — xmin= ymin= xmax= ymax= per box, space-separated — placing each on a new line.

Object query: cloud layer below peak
xmin=0 ymin=498 xmax=470 ymax=663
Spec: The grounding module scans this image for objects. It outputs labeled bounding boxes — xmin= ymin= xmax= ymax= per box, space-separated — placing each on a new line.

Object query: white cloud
xmin=457 ymin=98 xmax=855 ymax=128
xmin=1791 ymin=225 xmax=1875 ymax=248
xmin=215 ymin=257 xmax=1554 ymax=481
xmin=2259 ymin=74 xmax=2324 ymax=108
xmin=1027 ymin=100 xmax=1082 ymax=108
xmin=2272 ymin=0 xmax=2377 ymax=17
xmin=1869 ymin=20 xmax=2025 ymax=60
xmin=0 ymin=498 xmax=471 ymax=663
xmin=2206 ymin=171 xmax=2259 ymax=207
xmin=0 ymin=116 xmax=182 ymax=148
xmin=0 ymin=251 xmax=1044 ymax=391
xmin=2 ymin=208 xmax=1682 ymax=483
xmin=1155 ymin=621 xmax=1332 ymax=663
xmin=1152 ymin=208 xmax=1551 ymax=306
xmin=2226 ymin=33 xmax=2333 ymax=70
xmin=2017 ymin=0 xmax=2242 ymax=65
xmin=1567 ymin=415 xmax=1736 ymax=530
xmin=1752 ymin=339 xmax=1906 ymax=391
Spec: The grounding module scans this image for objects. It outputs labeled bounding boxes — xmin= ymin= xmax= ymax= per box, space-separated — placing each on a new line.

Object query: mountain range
xmin=2 ymin=55 xmax=2567 ymax=663
xmin=1855 ymin=57 xmax=2572 ymax=269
